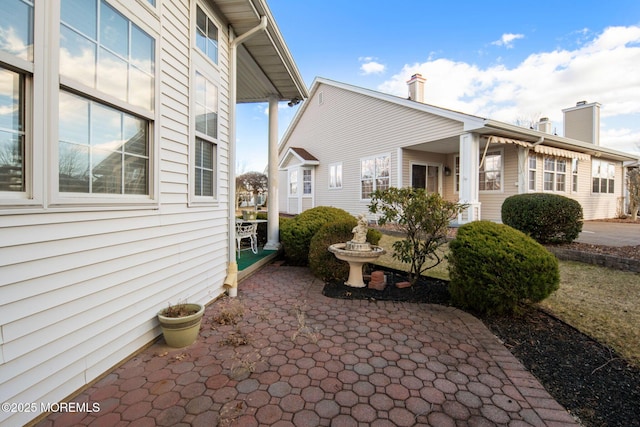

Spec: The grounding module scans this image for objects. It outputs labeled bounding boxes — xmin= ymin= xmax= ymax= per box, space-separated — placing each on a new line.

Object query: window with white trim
xmin=193 ymin=72 xmax=218 ymax=198
xmin=0 ymin=67 xmax=26 ymax=193
xmin=59 ymin=91 xmax=149 ymax=194
xmin=0 ymin=0 xmax=32 ymax=197
xmin=592 ymin=160 xmax=615 ymax=194
xmin=479 ymin=150 xmax=501 ymax=191
xmin=60 ymin=0 xmax=155 ymax=111
xmin=196 ymin=5 xmax=218 ymax=65
xmin=329 ymin=163 xmax=342 ymax=189
xmin=289 ymin=169 xmax=297 ymax=195
xmin=59 ymin=0 xmax=155 ymax=196
xmin=528 ymin=153 xmax=537 ymax=191
xmin=303 ymin=169 xmax=312 ymax=195
xmin=361 ymin=154 xmax=390 ymax=199
xmin=543 ymin=157 xmax=566 ymax=192
xmin=572 ymin=159 xmax=578 ymax=192
xmin=454 ymin=156 xmax=460 ymax=192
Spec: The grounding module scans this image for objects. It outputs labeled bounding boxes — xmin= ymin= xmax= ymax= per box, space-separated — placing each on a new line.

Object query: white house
xmin=278 ymin=75 xmax=639 ymax=222
xmin=0 ymin=0 xmax=306 ymax=425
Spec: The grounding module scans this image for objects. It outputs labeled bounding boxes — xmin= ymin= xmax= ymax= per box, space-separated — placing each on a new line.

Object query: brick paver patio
xmin=38 ymin=264 xmax=578 ymax=426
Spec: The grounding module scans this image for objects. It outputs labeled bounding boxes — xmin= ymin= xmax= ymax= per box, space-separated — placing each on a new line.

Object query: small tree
xmin=628 ymin=168 xmax=640 ymax=221
xmin=369 ymin=187 xmax=466 ymax=285
xmin=236 ymin=171 xmax=268 ymax=208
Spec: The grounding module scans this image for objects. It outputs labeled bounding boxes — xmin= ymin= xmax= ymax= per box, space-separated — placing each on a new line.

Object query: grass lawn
xmin=372 ymin=234 xmax=640 ymax=367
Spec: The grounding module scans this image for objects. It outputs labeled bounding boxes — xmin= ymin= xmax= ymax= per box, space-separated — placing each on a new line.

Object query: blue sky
xmin=236 ymin=0 xmax=640 ymax=173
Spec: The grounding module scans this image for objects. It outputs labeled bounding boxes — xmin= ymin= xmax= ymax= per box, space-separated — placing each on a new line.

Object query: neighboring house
xmin=0 ymin=1 xmax=306 ymax=425
xmin=278 ymin=75 xmax=639 ymax=222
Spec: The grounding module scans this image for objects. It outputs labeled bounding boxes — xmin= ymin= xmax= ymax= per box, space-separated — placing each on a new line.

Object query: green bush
xmin=501 ymin=193 xmax=583 ymax=243
xmin=447 ymin=221 xmax=559 ymax=315
xmin=280 ymin=206 xmax=356 ymax=265
xmin=309 ymin=219 xmax=383 ymax=282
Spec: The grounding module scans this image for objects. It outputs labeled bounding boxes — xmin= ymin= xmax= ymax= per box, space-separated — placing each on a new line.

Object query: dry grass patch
xmin=372 ymin=234 xmax=450 ymax=280
xmin=373 ymin=233 xmax=640 ymax=366
xmin=539 ymin=261 xmax=640 ymax=367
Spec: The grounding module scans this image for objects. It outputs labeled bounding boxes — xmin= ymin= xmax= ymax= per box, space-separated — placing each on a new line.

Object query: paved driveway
xmin=576 ymin=221 xmax=640 ymax=247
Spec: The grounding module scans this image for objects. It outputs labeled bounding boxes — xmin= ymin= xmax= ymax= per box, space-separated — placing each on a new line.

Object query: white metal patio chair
xmin=236 ymin=222 xmax=258 ymax=257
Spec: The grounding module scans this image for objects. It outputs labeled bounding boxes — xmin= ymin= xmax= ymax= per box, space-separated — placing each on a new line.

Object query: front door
xmin=412 ymin=164 xmax=440 ymax=194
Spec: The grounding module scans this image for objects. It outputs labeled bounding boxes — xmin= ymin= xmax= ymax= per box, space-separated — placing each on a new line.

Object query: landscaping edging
xmin=547 ymin=247 xmax=640 ymax=273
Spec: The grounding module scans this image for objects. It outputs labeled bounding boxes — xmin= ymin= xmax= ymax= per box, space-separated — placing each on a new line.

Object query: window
xmin=0 ymin=0 xmax=32 ymax=197
xmin=196 ymin=5 xmax=218 ymax=65
xmin=60 ymin=0 xmax=155 ymax=111
xmin=479 ymin=150 xmax=501 ymax=191
xmin=303 ymin=169 xmax=312 ymax=195
xmin=543 ymin=157 xmax=566 ymax=192
xmin=193 ymin=72 xmax=218 ymax=198
xmin=592 ymin=160 xmax=615 ymax=194
xmin=0 ymin=67 xmax=25 ymax=192
xmin=528 ymin=153 xmax=537 ymax=191
xmin=289 ymin=169 xmax=297 ymax=195
xmin=572 ymin=159 xmax=579 ymax=192
xmin=0 ymin=0 xmax=33 ymax=61
xmin=361 ymin=154 xmax=390 ymax=199
xmin=329 ymin=163 xmax=342 ymax=189
xmin=195 ymin=137 xmax=215 ymax=197
xmin=58 ymin=91 xmax=148 ymax=194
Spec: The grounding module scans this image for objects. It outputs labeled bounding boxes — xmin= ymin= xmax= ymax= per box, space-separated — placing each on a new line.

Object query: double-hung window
xmin=289 ymin=169 xmax=297 ymax=195
xmin=303 ymin=169 xmax=312 ymax=195
xmin=0 ymin=0 xmax=32 ymax=198
xmin=194 ymin=72 xmax=217 ymax=198
xmin=592 ymin=160 xmax=615 ymax=194
xmin=528 ymin=153 xmax=537 ymax=191
xmin=572 ymin=159 xmax=579 ymax=192
xmin=59 ymin=0 xmax=154 ymax=197
xmin=543 ymin=157 xmax=566 ymax=192
xmin=361 ymin=154 xmax=390 ymax=199
xmin=479 ymin=150 xmax=501 ymax=191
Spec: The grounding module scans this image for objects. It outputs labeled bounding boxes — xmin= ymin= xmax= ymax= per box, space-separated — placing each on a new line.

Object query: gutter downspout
xmin=223 ymin=15 xmax=268 ymax=297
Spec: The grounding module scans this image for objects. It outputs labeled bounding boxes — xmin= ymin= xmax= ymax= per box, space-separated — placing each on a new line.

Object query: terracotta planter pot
xmin=157 ymin=303 xmax=205 ymax=348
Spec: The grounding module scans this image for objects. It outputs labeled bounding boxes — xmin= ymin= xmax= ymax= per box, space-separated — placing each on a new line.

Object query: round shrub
xmin=501 ymin=193 xmax=583 ymax=243
xmin=309 ymin=219 xmax=383 ymax=281
xmin=280 ymin=206 xmax=356 ymax=265
xmin=447 ymin=221 xmax=559 ymax=315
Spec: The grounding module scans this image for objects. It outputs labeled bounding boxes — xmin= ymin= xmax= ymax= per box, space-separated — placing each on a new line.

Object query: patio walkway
xmin=39 ymin=265 xmax=578 ymax=426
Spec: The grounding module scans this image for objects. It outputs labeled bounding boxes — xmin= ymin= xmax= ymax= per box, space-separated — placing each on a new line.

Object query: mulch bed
xmin=322 ymin=269 xmax=640 ymax=427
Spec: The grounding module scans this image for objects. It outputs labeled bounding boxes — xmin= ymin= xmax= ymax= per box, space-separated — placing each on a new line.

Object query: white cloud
xmin=377 ymin=25 xmax=640 ymax=155
xmin=492 ymin=33 xmax=525 ymax=49
xmin=359 ymin=57 xmax=386 ymax=75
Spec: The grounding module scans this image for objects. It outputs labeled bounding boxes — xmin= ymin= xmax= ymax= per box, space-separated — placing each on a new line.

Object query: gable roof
xmin=278 ymin=147 xmax=320 ymax=169
xmin=280 ymin=77 xmax=638 ymax=162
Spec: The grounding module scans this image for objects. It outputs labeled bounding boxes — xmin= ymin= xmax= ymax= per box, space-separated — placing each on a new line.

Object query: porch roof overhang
xmin=215 ymin=0 xmax=308 ymax=103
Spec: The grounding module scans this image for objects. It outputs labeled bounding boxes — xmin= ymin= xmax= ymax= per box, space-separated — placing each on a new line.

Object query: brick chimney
xmin=407 ymin=73 xmax=426 ymax=103
xmin=562 ymin=101 xmax=601 ymax=145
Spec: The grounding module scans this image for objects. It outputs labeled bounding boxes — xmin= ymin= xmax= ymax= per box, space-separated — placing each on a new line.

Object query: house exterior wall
xmin=0 ymin=1 xmax=232 ymax=425
xmin=279 ymin=83 xmax=463 ymax=217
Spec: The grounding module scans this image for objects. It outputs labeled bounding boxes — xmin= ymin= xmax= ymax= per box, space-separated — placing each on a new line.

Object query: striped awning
xmin=534 ymin=145 xmax=591 ymax=161
xmin=486 ymin=135 xmax=532 ymax=147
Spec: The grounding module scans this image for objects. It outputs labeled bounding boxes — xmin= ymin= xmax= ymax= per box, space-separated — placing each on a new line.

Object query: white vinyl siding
xmin=0 ymin=1 xmax=232 ymax=425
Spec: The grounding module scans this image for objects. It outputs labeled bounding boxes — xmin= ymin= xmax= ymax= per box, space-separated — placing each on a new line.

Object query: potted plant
xmin=157 ymin=302 xmax=205 ymax=348
xmin=242 ymin=209 xmax=257 ymax=220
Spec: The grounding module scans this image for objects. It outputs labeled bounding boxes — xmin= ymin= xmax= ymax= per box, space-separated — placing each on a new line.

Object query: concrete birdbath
xmin=328 ymin=214 xmax=386 ymax=288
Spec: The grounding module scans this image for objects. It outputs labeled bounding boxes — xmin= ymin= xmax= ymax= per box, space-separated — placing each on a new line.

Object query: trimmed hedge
xmin=447 ymin=221 xmax=559 ymax=315
xmin=501 ymin=193 xmax=583 ymax=243
xmin=280 ymin=206 xmax=356 ymax=265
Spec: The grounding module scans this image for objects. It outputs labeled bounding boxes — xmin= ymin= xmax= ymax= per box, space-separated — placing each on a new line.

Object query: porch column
xmin=265 ymin=96 xmax=281 ymax=250
xmin=458 ymin=132 xmax=481 ymax=223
